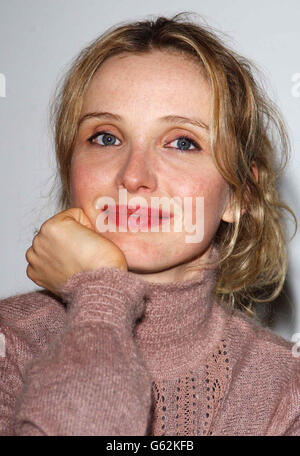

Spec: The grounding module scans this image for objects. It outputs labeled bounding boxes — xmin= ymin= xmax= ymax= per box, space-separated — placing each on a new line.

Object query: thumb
xmin=59 ymin=207 xmax=94 ymax=230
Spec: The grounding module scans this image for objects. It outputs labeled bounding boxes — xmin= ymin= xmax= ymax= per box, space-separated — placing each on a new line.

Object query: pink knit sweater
xmin=0 ymin=255 xmax=299 ymax=435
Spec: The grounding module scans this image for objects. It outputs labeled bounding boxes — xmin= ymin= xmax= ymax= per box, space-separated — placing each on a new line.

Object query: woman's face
xmin=70 ymin=50 xmax=232 ymax=280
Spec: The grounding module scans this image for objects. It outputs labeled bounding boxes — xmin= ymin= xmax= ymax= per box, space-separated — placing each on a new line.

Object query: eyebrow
xmin=78 ymin=111 xmax=209 ymax=132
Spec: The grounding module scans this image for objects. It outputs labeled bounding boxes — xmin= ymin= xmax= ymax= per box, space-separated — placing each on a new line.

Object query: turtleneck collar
xmin=130 ymin=244 xmax=225 ymax=377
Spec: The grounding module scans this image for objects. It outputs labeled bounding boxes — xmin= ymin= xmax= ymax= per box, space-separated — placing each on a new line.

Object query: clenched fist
xmin=25 ymin=208 xmax=128 ymax=297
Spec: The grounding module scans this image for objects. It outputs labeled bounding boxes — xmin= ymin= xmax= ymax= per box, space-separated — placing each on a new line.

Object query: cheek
xmin=70 ymin=159 xmax=110 ymax=206
xmin=202 ymin=179 xmax=229 ymax=223
xmin=179 ymin=171 xmax=228 ymax=221
xmin=173 ymin=173 xmax=202 ymax=201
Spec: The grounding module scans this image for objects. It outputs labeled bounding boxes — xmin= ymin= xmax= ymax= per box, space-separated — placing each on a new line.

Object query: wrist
xmin=60 ymin=267 xmax=147 ymax=330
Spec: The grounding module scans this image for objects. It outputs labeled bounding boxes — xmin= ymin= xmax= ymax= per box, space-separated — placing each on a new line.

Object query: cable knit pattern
xmin=0 ymin=251 xmax=299 ymax=435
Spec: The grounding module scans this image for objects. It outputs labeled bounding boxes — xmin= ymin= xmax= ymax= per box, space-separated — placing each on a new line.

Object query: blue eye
xmin=168 ymin=136 xmax=201 ymax=152
xmin=88 ymin=131 xmax=202 ymax=152
xmin=88 ymin=131 xmax=120 ymax=146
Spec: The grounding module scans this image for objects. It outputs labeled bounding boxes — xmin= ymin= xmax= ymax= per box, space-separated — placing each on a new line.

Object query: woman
xmin=0 ymin=12 xmax=299 ymax=436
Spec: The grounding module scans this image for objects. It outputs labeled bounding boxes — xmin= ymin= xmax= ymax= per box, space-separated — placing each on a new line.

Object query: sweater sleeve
xmin=0 ymin=323 xmax=32 ymax=435
xmin=11 ymin=267 xmax=153 ymax=436
xmin=266 ymin=361 xmax=300 ymax=436
xmin=282 ymin=365 xmax=300 ymax=436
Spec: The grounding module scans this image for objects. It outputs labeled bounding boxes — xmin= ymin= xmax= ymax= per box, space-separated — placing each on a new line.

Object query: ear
xmin=221 ymin=160 xmax=258 ymax=223
xmin=221 ymin=191 xmax=235 ymax=223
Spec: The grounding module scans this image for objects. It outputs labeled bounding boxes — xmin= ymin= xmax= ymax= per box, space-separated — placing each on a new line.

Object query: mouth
xmin=101 ymin=204 xmax=173 ymax=230
xmin=124 ymin=205 xmax=173 ymax=219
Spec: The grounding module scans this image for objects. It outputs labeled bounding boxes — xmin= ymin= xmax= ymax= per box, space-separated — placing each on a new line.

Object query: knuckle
xmin=41 ymin=219 xmax=58 ymax=236
xmin=39 ymin=221 xmax=48 ymax=235
xmin=32 ymin=235 xmax=40 ymax=249
xmin=26 ymin=264 xmax=42 ymax=287
xmin=26 ymin=263 xmax=33 ymax=278
xmin=25 ymin=247 xmax=32 ymax=262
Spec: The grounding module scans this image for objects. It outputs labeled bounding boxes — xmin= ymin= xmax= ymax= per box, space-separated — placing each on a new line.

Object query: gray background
xmin=0 ymin=0 xmax=299 ymax=342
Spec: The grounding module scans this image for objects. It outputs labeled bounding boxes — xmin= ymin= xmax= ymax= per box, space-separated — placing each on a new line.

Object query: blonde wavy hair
xmin=48 ymin=11 xmax=297 ymax=319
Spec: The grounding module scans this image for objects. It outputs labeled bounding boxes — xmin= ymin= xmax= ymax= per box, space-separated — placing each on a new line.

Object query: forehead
xmin=81 ymin=50 xmax=210 ymax=115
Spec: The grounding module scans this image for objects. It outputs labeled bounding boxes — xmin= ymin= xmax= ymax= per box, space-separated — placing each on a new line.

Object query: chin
xmin=99 ymin=232 xmax=187 ymax=272
xmin=122 ymin=254 xmax=160 ymax=272
xmin=127 ymin=262 xmax=169 ymax=274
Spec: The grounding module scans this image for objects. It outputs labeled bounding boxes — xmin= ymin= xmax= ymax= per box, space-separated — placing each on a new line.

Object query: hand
xmin=25 ymin=208 xmax=128 ymax=297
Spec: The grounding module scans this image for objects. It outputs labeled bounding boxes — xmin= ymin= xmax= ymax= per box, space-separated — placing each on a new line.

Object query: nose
xmin=115 ymin=148 xmax=157 ymax=194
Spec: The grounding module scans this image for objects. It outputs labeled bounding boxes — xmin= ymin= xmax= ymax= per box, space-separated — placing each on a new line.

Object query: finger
xmin=26 ymin=263 xmax=36 ymax=281
xmin=32 ymin=233 xmax=42 ymax=252
xmin=25 ymin=246 xmax=36 ymax=263
xmin=26 ymin=263 xmax=45 ymax=287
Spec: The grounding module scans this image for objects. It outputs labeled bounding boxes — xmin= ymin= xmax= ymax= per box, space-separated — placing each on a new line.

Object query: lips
xmin=101 ymin=203 xmax=173 ymax=229
xmin=118 ymin=205 xmax=172 ymax=219
xmin=101 ymin=204 xmax=172 ymax=218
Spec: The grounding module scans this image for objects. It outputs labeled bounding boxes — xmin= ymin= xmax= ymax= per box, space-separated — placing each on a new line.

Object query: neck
xmin=130 ymin=244 xmax=225 ymax=377
xmin=129 ymin=244 xmax=215 ymax=285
